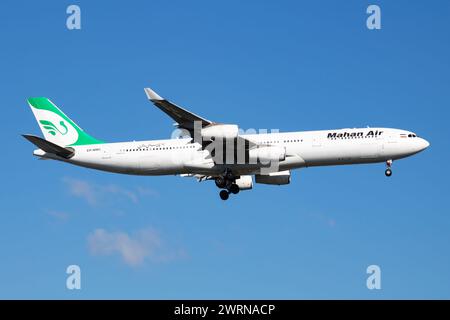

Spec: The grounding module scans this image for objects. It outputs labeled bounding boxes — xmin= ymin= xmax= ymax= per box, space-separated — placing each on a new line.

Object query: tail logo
xmin=39 ymin=120 xmax=68 ymax=136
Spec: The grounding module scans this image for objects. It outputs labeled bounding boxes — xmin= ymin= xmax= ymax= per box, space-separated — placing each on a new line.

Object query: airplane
xmin=23 ymin=87 xmax=430 ymax=200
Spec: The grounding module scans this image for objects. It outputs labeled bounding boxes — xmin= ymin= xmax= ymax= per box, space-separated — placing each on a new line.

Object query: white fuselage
xmin=35 ymin=127 xmax=429 ymax=176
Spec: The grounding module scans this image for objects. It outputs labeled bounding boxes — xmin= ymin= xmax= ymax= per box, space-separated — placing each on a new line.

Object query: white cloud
xmin=62 ymin=177 xmax=97 ymax=205
xmin=87 ymin=228 xmax=182 ymax=267
xmin=102 ymin=184 xmax=139 ymax=204
xmin=62 ymin=177 xmax=158 ymax=206
xmin=47 ymin=210 xmax=70 ymax=222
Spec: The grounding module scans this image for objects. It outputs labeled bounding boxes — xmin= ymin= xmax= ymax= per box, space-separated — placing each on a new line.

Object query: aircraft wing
xmin=144 ymin=87 xmax=212 ymax=131
xmin=144 ymin=87 xmax=258 ymax=152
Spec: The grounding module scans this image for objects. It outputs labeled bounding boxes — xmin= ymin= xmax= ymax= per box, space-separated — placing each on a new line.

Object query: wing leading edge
xmin=144 ymin=87 xmax=212 ymax=131
xmin=143 ymin=86 xmax=258 ymax=156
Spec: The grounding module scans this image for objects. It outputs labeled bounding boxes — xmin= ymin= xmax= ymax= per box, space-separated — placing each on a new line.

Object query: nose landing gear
xmin=385 ymin=159 xmax=393 ymax=177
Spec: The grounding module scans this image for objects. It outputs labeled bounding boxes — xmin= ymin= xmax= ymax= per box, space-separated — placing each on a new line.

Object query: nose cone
xmin=417 ymin=138 xmax=430 ymax=152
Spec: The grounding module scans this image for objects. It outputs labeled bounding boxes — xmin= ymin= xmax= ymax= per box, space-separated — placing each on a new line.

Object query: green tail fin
xmin=27 ymin=97 xmax=104 ymax=146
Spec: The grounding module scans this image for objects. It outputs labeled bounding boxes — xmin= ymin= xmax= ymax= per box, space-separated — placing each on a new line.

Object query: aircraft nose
xmin=418 ymin=138 xmax=430 ymax=151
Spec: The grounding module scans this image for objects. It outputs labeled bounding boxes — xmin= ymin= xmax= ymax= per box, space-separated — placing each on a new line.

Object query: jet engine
xmin=248 ymin=146 xmax=286 ymax=163
xmin=255 ymin=170 xmax=291 ymax=185
xmin=201 ymin=124 xmax=239 ymax=140
xmin=234 ymin=175 xmax=253 ymax=190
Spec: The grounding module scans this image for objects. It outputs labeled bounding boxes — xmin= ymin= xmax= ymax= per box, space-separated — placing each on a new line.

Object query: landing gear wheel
xmin=229 ymin=183 xmax=240 ymax=194
xmin=219 ymin=190 xmax=229 ymax=200
xmin=215 ymin=176 xmax=226 ymax=188
xmin=385 ymin=168 xmax=392 ymax=177
xmin=385 ymin=159 xmax=393 ymax=177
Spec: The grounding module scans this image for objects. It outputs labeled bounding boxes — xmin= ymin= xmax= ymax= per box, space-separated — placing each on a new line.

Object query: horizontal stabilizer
xmin=22 ymin=134 xmax=75 ymax=159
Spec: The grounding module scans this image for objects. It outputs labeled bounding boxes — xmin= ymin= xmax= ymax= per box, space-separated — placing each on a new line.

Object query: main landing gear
xmin=219 ymin=190 xmax=229 ymax=200
xmin=385 ymin=159 xmax=393 ymax=177
xmin=216 ymin=169 xmax=240 ymax=200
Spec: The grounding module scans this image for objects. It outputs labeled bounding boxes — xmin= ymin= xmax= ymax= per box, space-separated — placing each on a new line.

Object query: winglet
xmin=144 ymin=88 xmax=163 ymax=101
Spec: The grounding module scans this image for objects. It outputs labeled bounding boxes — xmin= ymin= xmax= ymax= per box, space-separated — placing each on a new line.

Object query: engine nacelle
xmin=235 ymin=175 xmax=253 ymax=190
xmin=248 ymin=146 xmax=286 ymax=163
xmin=201 ymin=124 xmax=239 ymax=140
xmin=255 ymin=170 xmax=291 ymax=185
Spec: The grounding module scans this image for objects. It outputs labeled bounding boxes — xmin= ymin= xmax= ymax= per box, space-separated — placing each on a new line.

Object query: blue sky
xmin=0 ymin=0 xmax=449 ymax=299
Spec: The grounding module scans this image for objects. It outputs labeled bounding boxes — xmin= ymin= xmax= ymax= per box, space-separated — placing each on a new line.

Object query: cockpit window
xmin=407 ymin=134 xmax=418 ymax=138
